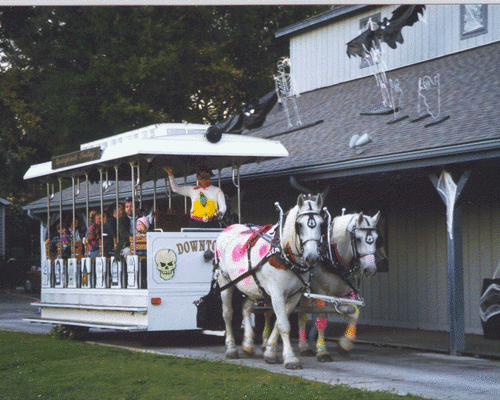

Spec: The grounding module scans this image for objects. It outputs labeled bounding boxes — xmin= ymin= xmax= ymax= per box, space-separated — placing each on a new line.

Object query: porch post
xmin=429 ymin=169 xmax=470 ymax=356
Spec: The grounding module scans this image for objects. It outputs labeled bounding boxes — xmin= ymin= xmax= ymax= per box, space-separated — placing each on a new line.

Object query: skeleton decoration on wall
xmin=274 ymin=57 xmax=302 ymax=128
xmin=155 ymin=249 xmax=177 ymax=281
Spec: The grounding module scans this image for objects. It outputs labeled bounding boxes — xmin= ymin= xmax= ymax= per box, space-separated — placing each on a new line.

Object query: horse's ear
xmin=357 ymin=212 xmax=364 ymax=226
xmin=297 ymin=194 xmax=305 ymax=208
xmin=316 ymin=193 xmax=323 ymax=209
xmin=371 ymin=211 xmax=381 ymax=227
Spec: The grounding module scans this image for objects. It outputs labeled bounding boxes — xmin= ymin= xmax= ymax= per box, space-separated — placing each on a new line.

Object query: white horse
xmin=215 ymin=194 xmax=324 ymax=369
xmin=297 ymin=212 xmax=380 ymax=361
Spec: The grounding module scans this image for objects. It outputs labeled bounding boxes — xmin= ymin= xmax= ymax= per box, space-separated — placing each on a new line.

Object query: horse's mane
xmin=331 ymin=214 xmax=357 ymax=242
xmin=282 ymin=205 xmax=299 ymax=249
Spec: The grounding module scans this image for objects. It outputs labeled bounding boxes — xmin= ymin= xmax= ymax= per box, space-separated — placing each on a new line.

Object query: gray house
xmin=24 ymin=5 xmax=500 ymax=355
xmin=236 ymin=4 xmax=500 ymax=355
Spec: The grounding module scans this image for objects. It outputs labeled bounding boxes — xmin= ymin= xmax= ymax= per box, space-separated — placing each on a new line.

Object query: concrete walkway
xmin=327 ymin=322 xmax=500 ymax=360
xmin=2 ymin=289 xmax=500 ymax=400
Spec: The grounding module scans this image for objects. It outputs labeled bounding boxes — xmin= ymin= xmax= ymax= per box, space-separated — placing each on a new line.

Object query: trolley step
xmin=24 ymin=316 xmax=148 ymax=331
xmin=32 ymin=301 xmax=148 ymax=313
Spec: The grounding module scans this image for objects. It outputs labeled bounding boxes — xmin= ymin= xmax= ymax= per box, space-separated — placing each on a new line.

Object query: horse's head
xmin=346 ymin=212 xmax=380 ymax=277
xmin=289 ymin=193 xmax=325 ymax=268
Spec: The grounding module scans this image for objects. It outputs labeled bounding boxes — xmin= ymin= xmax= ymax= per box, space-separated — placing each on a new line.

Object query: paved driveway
xmin=1 ymin=289 xmax=500 ymax=400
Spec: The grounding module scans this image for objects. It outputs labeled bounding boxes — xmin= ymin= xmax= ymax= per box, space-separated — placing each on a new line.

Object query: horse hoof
xmin=300 ymin=349 xmax=316 ymax=357
xmin=242 ymin=347 xmax=254 ymax=357
xmin=317 ymin=353 xmax=333 ymax=362
xmin=225 ymin=349 xmax=239 ymax=359
xmin=284 ymin=360 xmax=303 ymax=370
xmin=264 ymin=356 xmax=278 ymax=364
xmin=339 ymin=337 xmax=354 ymax=352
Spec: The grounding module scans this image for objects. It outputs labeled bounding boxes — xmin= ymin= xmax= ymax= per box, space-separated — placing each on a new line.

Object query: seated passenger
xmin=87 ymin=211 xmax=102 ymax=259
xmin=162 ymin=165 xmax=226 ymax=228
xmin=134 ymin=216 xmax=149 ymax=257
xmin=66 ymin=216 xmax=85 ymax=242
xmin=102 ymin=211 xmax=116 ymax=258
xmin=114 ymin=202 xmax=131 ymax=259
xmin=48 ymin=223 xmax=70 ymax=259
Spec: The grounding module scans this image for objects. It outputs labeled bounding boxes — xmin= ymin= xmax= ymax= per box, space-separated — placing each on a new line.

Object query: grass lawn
xmin=0 ymin=330 xmax=429 ymax=400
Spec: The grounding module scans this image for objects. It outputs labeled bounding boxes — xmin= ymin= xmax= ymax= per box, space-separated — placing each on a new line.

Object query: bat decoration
xmin=346 ymin=5 xmax=426 ymax=59
xmin=216 ymin=90 xmax=277 ymax=133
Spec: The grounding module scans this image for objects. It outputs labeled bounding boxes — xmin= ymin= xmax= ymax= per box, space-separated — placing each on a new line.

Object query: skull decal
xmin=155 ymin=249 xmax=177 ymax=281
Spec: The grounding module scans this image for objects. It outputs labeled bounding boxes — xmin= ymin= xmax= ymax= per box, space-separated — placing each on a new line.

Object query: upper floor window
xmin=460 ymin=4 xmax=487 ymax=39
xmin=359 ymin=13 xmax=380 ymax=69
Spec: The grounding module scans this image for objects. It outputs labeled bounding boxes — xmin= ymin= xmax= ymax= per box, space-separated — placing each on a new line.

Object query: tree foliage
xmin=0 ymin=5 xmax=329 ymax=205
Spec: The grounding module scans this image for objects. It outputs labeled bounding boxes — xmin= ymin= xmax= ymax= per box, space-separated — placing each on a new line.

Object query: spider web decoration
xmin=274 ymin=58 xmax=302 ymax=128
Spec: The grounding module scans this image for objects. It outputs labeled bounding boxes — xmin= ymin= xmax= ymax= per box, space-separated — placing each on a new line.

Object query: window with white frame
xmin=460 ymin=4 xmax=487 ymax=39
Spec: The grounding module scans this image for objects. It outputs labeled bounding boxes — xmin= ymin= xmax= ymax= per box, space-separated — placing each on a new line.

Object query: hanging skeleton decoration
xmin=347 ymin=5 xmax=426 ymax=117
xmin=274 ymin=58 xmax=302 ymax=128
xmin=365 ymin=45 xmax=405 ymax=117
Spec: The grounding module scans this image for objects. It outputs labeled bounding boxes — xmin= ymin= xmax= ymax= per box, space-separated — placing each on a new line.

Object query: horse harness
xmin=218 ymin=208 xmax=325 ymax=301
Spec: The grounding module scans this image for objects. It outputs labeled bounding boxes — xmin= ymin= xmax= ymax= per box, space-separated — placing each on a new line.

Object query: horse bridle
xmin=326 ymin=214 xmax=377 ymax=272
xmin=294 ymin=209 xmax=325 ymax=257
xmin=347 ymin=218 xmax=377 ymax=261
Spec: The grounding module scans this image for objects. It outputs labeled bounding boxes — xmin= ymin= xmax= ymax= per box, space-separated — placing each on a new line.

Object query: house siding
xmin=356 ymin=200 xmax=500 ymax=335
xmin=291 ymin=5 xmax=500 ymax=94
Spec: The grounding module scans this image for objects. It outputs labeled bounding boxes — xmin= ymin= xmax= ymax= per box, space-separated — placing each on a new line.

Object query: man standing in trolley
xmin=163 ymin=165 xmax=226 ymax=228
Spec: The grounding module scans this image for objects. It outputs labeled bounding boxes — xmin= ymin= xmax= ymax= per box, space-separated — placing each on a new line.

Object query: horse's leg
xmin=314 ymin=312 xmax=333 ymax=362
xmin=339 ymin=305 xmax=360 ymax=352
xmin=298 ymin=312 xmax=314 ymax=356
xmin=261 ymin=311 xmax=272 ymax=352
xmin=220 ymin=283 xmax=238 ymax=359
xmin=241 ymin=297 xmax=256 ymax=356
xmin=264 ymin=293 xmax=302 ymax=369
xmin=297 ymin=297 xmax=314 ymax=356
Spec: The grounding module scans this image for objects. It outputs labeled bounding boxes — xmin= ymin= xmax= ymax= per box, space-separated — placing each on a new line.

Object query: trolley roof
xmin=23 ymin=123 xmax=289 ymax=181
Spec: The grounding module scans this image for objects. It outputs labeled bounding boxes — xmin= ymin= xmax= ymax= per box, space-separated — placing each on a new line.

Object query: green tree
xmin=0 ymin=5 xmax=330 ymax=203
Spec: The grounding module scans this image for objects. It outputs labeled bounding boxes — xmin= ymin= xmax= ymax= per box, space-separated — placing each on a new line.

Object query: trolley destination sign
xmin=51 ymin=147 xmax=101 ymax=170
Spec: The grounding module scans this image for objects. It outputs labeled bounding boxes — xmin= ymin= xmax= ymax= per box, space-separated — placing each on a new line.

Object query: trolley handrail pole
xmin=232 ymin=164 xmax=241 ymax=223
xmin=153 ymin=165 xmax=157 ymax=231
xmin=114 ymin=164 xmax=119 ymax=245
xmin=46 ymin=182 xmax=50 ymax=244
xmin=84 ymin=172 xmax=89 ymax=235
xmin=71 ymin=176 xmax=76 ymax=257
xmin=130 ymin=161 xmax=136 ymax=258
xmin=99 ymin=168 xmax=104 ymax=258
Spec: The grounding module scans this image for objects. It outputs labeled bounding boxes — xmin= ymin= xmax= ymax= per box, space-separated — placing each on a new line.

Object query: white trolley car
xmin=23 ymin=123 xmax=288 ymax=334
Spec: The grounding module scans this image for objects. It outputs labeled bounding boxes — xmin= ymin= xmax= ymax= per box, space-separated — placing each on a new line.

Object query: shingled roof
xmin=239 ymin=40 xmax=500 ymax=180
xmin=24 ymin=41 xmax=500 ymax=212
